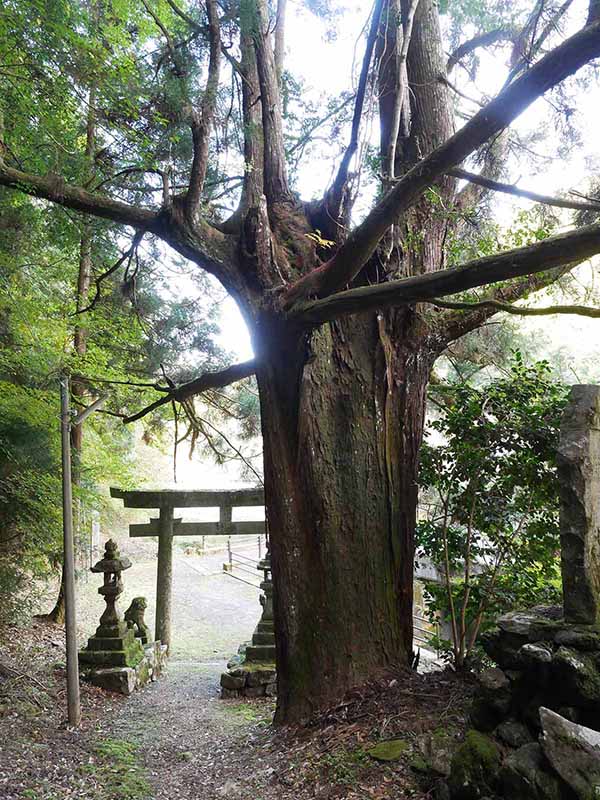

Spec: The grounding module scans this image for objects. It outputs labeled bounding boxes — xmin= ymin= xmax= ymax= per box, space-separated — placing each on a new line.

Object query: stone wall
xmin=440 ymin=605 xmax=600 ymax=798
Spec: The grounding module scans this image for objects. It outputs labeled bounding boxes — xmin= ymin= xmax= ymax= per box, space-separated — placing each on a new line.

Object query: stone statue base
xmin=220 ymin=615 xmax=277 ymax=698
xmin=80 ymin=640 xmax=168 ymax=695
xmin=79 ymin=624 xmax=145 ymax=669
xmin=220 ymin=551 xmax=276 ymax=698
xmin=79 ymin=591 xmax=166 ymax=695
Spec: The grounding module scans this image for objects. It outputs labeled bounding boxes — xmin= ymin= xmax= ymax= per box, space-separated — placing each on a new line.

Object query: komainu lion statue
xmin=124 ymin=597 xmax=151 ymax=645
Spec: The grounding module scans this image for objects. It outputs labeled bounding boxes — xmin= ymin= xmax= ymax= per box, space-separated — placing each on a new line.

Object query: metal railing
xmin=222 ymin=536 xmax=264 ymax=588
xmin=413 ymin=610 xmax=440 ymax=656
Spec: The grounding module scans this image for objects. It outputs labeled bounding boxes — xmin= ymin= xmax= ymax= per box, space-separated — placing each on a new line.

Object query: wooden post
xmin=155 ymin=505 xmax=174 ymax=650
xmin=60 ymin=376 xmax=81 ymax=727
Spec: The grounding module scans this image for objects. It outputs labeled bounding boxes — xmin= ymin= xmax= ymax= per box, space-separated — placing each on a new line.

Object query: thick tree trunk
xmin=255 ymin=310 xmax=434 ymax=722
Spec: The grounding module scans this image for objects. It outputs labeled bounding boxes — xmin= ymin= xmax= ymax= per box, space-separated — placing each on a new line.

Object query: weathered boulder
xmin=552 ymin=647 xmax=600 ymax=707
xmin=414 ymin=730 xmax=458 ymax=777
xmin=540 ymin=707 xmax=600 ymax=799
xmin=500 ymin=743 xmax=565 ymax=800
xmin=469 ymin=697 xmax=504 ymax=733
xmin=220 ymin=672 xmax=246 ymax=690
xmin=481 ymin=609 xmax=562 ymax=670
xmin=87 ymin=666 xmax=137 ymax=695
xmin=554 ymin=627 xmax=600 ymax=651
xmin=447 ymin=730 xmax=500 ymax=800
xmin=367 ymin=739 xmax=409 ymax=762
xmin=496 ymin=720 xmax=533 ymax=749
xmin=469 ymin=668 xmax=512 ymax=731
xmin=520 ymin=642 xmax=553 ymax=665
xmin=498 ymin=608 xmax=562 ymax=639
xmin=246 ymin=667 xmax=276 ymax=687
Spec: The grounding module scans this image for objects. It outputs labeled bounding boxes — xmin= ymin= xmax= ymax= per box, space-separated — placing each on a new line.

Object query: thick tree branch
xmin=274 ymin=0 xmax=287 ymax=82
xmin=447 ymin=28 xmax=516 ymax=74
xmin=451 ymin=167 xmax=600 ymax=211
xmin=435 ymin=265 xmax=571 ymax=343
xmin=76 ymin=232 xmax=144 ymax=314
xmin=140 ymin=0 xmax=177 ymax=57
xmin=284 ymin=18 xmax=600 ymax=306
xmin=431 ymin=297 xmax=600 ymax=317
xmin=251 ymin=0 xmax=290 ymax=202
xmin=187 ymin=0 xmax=221 ymax=216
xmin=124 ymin=359 xmax=256 ymax=423
xmin=289 ymin=223 xmax=600 ymax=326
xmin=0 ymin=164 xmax=157 ymax=228
xmin=385 ymin=0 xmax=420 ymax=179
xmin=164 ymin=0 xmax=201 ymax=30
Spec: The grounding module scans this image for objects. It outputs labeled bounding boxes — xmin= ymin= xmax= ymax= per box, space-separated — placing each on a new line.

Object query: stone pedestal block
xmin=558 ymin=385 xmax=600 ymax=624
xmin=81 ymin=640 xmax=168 ymax=695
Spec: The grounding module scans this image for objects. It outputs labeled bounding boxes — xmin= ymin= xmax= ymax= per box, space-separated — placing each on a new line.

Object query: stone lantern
xmin=245 ymin=544 xmax=275 ymax=662
xmin=79 ymin=539 xmax=145 ymax=670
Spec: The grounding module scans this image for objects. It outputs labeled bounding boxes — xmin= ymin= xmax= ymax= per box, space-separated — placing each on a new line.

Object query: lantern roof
xmin=91 ymin=539 xmax=132 ymax=573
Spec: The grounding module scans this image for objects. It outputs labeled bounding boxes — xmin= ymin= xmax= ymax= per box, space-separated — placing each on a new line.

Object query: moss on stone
xmin=410 ymin=755 xmax=430 ymax=773
xmin=124 ymin=640 xmax=145 ymax=668
xmin=238 ymin=661 xmax=276 ymax=673
xmin=367 ymin=739 xmax=409 ymax=761
xmin=448 ymin=730 xmax=500 ymax=800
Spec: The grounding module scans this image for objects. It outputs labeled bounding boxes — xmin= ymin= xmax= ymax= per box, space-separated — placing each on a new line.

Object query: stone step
xmin=256 ymin=621 xmax=274 ymax=633
xmin=245 ymin=644 xmax=276 ymax=662
xmin=252 ymin=631 xmax=275 ymax=646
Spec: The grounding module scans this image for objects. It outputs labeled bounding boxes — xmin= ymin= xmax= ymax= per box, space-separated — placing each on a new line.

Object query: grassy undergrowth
xmin=82 ymin=738 xmax=152 ymax=800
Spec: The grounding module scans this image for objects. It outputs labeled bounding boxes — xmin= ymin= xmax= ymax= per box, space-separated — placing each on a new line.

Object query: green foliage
xmin=319 ymin=747 xmax=370 ymax=785
xmin=417 ymin=354 xmax=567 ymax=667
xmin=441 ymin=203 xmax=556 ymax=270
xmin=0 ymin=186 xmax=229 ymax=621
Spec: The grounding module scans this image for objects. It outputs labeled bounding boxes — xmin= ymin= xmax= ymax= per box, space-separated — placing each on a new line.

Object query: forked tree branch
xmin=124 ymin=359 xmax=257 ymax=423
xmin=187 ymin=0 xmax=221 ymax=215
xmin=289 ymin=222 xmax=600 ymax=326
xmin=385 ymin=0 xmax=420 ymax=178
xmin=284 ymin=18 xmax=600 ymax=306
xmin=251 ymin=0 xmax=290 ymax=202
xmin=326 ymin=0 xmax=385 ymax=220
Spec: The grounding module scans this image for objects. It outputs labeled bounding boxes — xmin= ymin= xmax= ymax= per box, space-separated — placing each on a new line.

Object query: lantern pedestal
xmin=220 ymin=546 xmax=277 ymax=698
xmin=79 ymin=539 xmax=167 ymax=694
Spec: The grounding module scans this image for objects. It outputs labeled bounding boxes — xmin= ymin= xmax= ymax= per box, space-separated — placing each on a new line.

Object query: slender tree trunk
xmin=46 ymin=87 xmax=95 ymax=624
xmin=255 ymin=310 xmax=434 ymax=722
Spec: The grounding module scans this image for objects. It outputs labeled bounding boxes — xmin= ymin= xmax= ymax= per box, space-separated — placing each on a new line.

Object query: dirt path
xmin=1 ymin=542 xmax=287 ymax=800
xmin=2 ymin=540 xmax=455 ymax=800
xmin=105 ymin=659 xmax=286 ymax=800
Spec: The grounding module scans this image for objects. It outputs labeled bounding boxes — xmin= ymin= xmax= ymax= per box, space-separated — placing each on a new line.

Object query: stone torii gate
xmin=110 ymin=487 xmax=265 ymax=649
